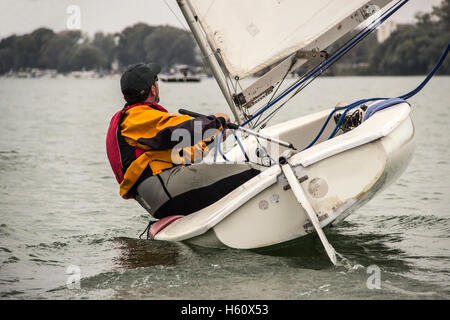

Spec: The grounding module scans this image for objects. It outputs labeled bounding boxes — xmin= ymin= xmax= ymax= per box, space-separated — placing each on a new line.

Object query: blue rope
xmin=400 ymin=43 xmax=450 ymax=100
xmin=324 ymin=42 xmax=449 ymax=142
xmin=302 ymin=97 xmax=385 ymax=150
xmin=232 ymin=130 xmax=250 ymax=162
xmin=216 ymin=128 xmax=250 ymax=162
xmin=217 ymin=128 xmax=229 ymax=162
xmin=218 ymin=41 xmax=449 ymax=159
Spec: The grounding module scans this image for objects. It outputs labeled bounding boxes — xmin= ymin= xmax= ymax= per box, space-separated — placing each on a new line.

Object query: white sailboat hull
xmin=154 ymin=102 xmax=415 ymax=251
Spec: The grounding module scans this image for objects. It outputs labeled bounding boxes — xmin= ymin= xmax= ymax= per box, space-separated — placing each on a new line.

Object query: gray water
xmin=0 ymin=76 xmax=449 ymax=300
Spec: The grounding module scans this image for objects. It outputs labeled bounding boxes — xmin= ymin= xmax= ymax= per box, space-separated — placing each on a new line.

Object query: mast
xmin=177 ymin=0 xmax=244 ymax=124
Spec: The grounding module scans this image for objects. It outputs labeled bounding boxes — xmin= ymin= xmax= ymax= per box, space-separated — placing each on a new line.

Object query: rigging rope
xmin=318 ymin=41 xmax=449 ymax=146
xmin=240 ymin=0 xmax=409 ymax=128
xmin=216 ymin=41 xmax=449 ymax=161
xmin=162 ymin=0 xmax=190 ymax=31
xmin=252 ymin=58 xmax=297 ymax=128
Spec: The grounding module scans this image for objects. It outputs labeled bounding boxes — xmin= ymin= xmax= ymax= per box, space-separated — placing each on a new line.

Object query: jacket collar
xmin=123 ymin=102 xmax=168 ymax=113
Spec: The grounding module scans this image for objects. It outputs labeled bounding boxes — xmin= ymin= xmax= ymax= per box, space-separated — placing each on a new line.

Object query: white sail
xmin=188 ymin=0 xmax=372 ymax=79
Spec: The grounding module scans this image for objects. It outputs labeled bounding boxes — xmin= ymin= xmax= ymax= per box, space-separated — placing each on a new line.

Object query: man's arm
xmin=136 ymin=113 xmax=228 ymax=150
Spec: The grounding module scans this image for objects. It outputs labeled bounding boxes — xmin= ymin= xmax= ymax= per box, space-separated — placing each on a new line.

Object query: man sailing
xmin=106 ymin=63 xmax=259 ymax=222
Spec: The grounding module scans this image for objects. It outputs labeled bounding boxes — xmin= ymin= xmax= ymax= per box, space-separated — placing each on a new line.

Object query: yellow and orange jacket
xmin=106 ymin=102 xmax=225 ymax=199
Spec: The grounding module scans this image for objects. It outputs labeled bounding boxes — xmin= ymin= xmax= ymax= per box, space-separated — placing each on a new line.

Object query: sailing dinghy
xmin=143 ymin=0 xmax=445 ymax=264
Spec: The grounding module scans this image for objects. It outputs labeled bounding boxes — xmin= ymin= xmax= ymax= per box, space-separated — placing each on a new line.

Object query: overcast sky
xmin=0 ymin=0 xmax=443 ymax=39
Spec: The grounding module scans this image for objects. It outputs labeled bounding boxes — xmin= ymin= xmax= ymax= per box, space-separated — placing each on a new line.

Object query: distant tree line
xmin=326 ymin=0 xmax=450 ymax=75
xmin=0 ymin=23 xmax=199 ymax=75
xmin=0 ymin=0 xmax=448 ymax=76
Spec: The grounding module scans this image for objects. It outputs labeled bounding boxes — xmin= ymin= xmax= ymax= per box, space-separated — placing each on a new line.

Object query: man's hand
xmin=213 ymin=113 xmax=230 ymax=140
xmin=214 ymin=112 xmax=230 ymax=124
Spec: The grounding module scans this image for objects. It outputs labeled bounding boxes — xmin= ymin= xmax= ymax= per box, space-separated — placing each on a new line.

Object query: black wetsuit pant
xmin=134 ymin=164 xmax=260 ymax=219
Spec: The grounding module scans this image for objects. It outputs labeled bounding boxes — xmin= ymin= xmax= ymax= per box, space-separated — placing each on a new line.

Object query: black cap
xmin=120 ymin=63 xmax=161 ymax=103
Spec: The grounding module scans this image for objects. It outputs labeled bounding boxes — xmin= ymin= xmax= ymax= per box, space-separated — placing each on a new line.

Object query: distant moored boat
xmin=160 ymin=64 xmax=201 ymax=82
